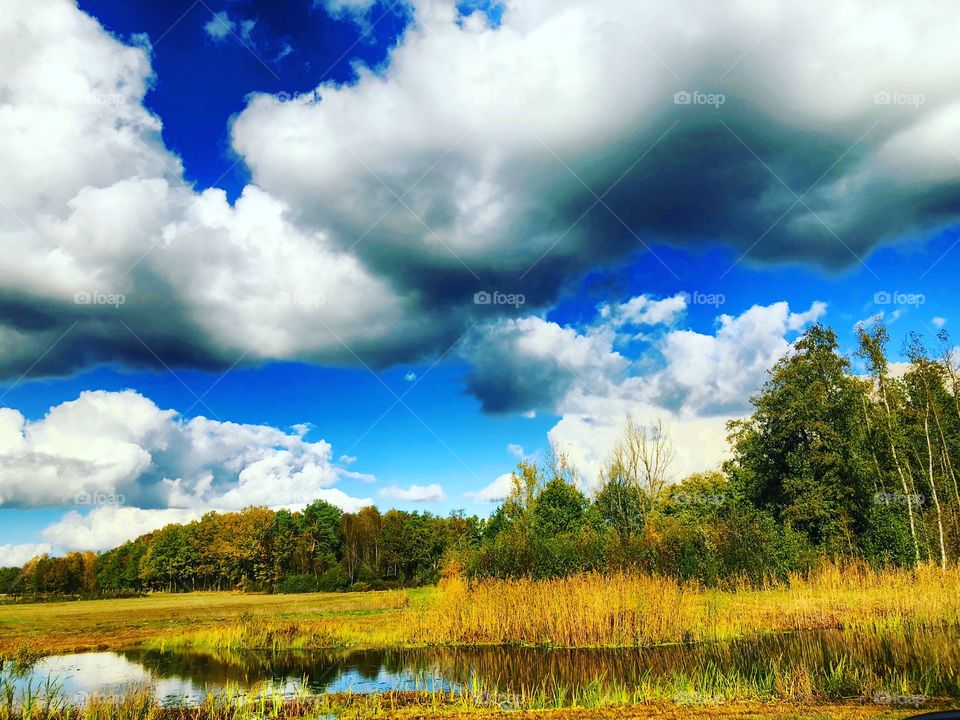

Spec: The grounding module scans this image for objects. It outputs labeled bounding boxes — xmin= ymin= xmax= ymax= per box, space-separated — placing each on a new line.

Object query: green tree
xmin=726 ymin=324 xmax=873 ymax=555
xmin=531 ymin=477 xmax=588 ymax=537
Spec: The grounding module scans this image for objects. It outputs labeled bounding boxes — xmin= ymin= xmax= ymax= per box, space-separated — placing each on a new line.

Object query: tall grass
xmin=125 ymin=561 xmax=960 ymax=682
xmin=0 ymin=677 xmax=949 ymax=719
xmin=428 ymin=562 xmax=960 ymax=647
xmin=156 ymin=589 xmax=427 ymax=653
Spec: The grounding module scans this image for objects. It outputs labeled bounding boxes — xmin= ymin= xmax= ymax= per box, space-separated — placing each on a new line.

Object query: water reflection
xmin=7 ymin=626 xmax=960 ymax=706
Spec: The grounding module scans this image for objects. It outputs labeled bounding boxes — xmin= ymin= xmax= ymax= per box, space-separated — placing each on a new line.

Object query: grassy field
xmin=141 ymin=562 xmax=960 ymax=655
xmin=0 ymin=588 xmax=432 ymax=656
xmin=2 ymin=564 xmax=960 ymax=718
xmin=0 ymin=690 xmax=950 ymax=720
xmin=2 ymin=563 xmax=960 ymax=656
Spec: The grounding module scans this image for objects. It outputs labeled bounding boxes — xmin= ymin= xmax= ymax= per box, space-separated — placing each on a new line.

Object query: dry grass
xmin=427 ymin=562 xmax=960 ymax=647
xmin=0 ymin=589 xmax=428 ymax=657
xmin=0 ymin=685 xmax=948 ymax=720
xmin=3 ymin=562 xmax=959 ymax=657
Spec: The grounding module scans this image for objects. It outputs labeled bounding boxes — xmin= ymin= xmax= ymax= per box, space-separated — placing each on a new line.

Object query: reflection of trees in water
xmin=122 ymin=648 xmax=351 ymax=693
xmin=122 ymin=647 xmax=445 ymax=695
xmin=385 ymin=628 xmax=960 ymax=695
xmin=122 ymin=627 xmax=960 ymax=699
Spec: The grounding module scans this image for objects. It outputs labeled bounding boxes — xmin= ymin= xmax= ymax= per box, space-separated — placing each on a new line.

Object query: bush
xmin=317 ymin=564 xmax=351 ymax=592
xmin=276 ymin=574 xmax=322 ymax=594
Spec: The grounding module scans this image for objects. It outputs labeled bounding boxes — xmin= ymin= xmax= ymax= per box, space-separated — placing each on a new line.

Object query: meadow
xmin=5 ymin=562 xmax=959 ymax=659
xmin=134 ymin=562 xmax=960 ymax=654
xmin=1 ymin=563 xmax=959 ymax=717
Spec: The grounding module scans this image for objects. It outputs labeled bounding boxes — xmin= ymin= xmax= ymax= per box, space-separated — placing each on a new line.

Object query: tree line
xmin=0 ymin=505 xmax=481 ymax=596
xmin=3 ymin=320 xmax=960 ymax=595
xmin=463 ymin=322 xmax=960 ymax=582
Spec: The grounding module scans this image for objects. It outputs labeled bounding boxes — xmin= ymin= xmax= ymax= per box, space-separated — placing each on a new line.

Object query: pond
xmin=4 ymin=626 xmax=960 ymax=706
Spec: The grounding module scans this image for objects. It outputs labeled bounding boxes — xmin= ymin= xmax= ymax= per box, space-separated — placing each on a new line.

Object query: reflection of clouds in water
xmin=12 ymin=651 xmax=442 ymax=707
xmin=324 ymin=666 xmax=449 ymax=694
xmin=16 ymin=653 xmax=202 ymax=705
xmin=11 ymin=632 xmax=960 ymax=709
xmin=14 ymin=651 xmax=455 ymax=706
xmin=152 ymin=676 xmax=217 ymax=706
xmin=17 ymin=653 xmax=150 ymax=701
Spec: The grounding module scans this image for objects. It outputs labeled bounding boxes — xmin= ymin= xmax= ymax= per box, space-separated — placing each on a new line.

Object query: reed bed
xmin=161 ymin=562 xmax=960 ymax=652
xmin=427 ymin=562 xmax=960 ymax=647
xmin=0 ymin=676 xmax=950 ymax=720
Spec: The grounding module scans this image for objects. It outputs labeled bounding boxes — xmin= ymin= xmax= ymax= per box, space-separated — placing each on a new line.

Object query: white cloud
xmin=0 ymin=543 xmax=53 ymax=567
xmin=601 ymin=293 xmax=688 ymax=327
xmin=2 ymin=0 xmax=959 ymax=385
xmin=317 ymin=0 xmax=379 ymax=21
xmin=934 ymin=317 xmax=947 ymax=328
xmin=0 ymin=390 xmax=371 ymax=510
xmin=42 ymin=507 xmax=200 ymax=554
xmin=466 ymin=472 xmax=514 ymax=502
xmin=507 ymin=443 xmax=525 ymax=457
xmin=379 ymin=483 xmax=446 ymax=502
xmin=0 ymin=390 xmax=374 ymax=551
xmin=204 ymin=11 xmax=235 ymax=41
xmin=239 ymin=19 xmax=256 ymax=42
xmin=462 ymin=315 xmax=627 ymax=413
xmin=464 ymin=298 xmax=826 ymax=491
xmin=653 ymin=301 xmax=828 ymax=415
xmin=0 ymin=0 xmax=426 ymax=380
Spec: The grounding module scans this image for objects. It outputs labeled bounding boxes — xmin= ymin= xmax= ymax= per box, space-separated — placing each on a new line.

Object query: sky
xmin=0 ymin=0 xmax=958 ymax=565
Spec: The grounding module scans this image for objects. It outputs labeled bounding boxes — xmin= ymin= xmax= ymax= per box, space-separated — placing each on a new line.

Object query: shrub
xmin=276 ymin=573 xmax=322 ymax=594
xmin=317 ymin=564 xmax=351 ymax=592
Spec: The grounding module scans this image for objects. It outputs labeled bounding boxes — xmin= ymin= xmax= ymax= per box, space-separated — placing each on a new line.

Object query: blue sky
xmin=0 ymin=0 xmax=958 ymax=562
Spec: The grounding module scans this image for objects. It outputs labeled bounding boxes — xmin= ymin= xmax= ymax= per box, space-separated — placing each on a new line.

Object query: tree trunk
xmin=924 ymin=407 xmax=948 ymax=570
xmin=879 ymin=379 xmax=921 ymax=564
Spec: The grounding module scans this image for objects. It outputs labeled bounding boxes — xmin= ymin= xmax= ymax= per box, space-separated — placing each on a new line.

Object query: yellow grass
xmin=428 ymin=562 xmax=960 ymax=647
xmin=0 ymin=588 xmax=429 ymax=656
xmin=2 ymin=562 xmax=959 ymax=657
xmin=0 ymin=686 xmax=946 ymax=720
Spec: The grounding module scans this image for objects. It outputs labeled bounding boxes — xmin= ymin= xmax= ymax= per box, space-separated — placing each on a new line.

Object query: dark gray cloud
xmin=3 ymin=0 xmax=960 ymax=384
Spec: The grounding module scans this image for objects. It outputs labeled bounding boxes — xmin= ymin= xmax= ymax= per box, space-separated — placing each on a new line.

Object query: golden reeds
xmin=427 ymin=561 xmax=960 ymax=647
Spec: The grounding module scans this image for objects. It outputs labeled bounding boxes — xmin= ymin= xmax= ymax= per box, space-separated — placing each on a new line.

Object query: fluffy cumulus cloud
xmin=0 ymin=390 xmax=373 ymax=551
xmin=0 ymin=0 xmax=426 ymax=380
xmin=379 ymin=483 xmax=447 ymax=502
xmin=235 ymin=0 xmax=960 ymax=305
xmin=1 ymin=0 xmax=960 ymax=385
xmin=3 ymin=0 xmax=960 ymax=543
xmin=600 ymin=294 xmax=688 ymax=328
xmin=0 ymin=543 xmax=53 ymax=567
xmin=466 ymin=472 xmax=514 ymax=503
xmin=462 ymin=316 xmax=628 ymax=414
xmin=463 ymin=297 xmax=827 ymax=491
